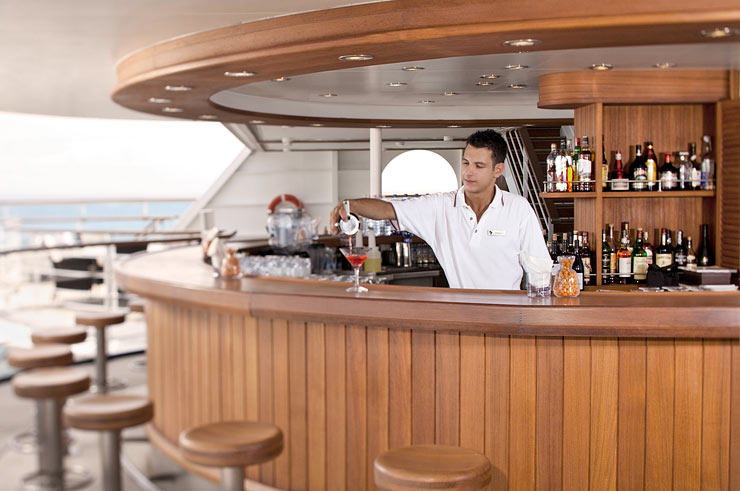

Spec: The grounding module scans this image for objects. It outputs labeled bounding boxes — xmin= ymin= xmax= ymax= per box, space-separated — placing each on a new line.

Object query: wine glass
xmin=339 ymin=246 xmax=369 ymax=293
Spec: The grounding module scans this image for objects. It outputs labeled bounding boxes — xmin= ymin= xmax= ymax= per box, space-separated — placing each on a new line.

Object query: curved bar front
xmin=117 ymin=246 xmax=740 ymax=490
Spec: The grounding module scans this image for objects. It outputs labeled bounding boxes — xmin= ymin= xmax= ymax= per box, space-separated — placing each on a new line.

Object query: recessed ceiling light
xmin=272 ymin=76 xmax=291 ymax=82
xmin=338 ymin=54 xmax=373 ymax=61
xmin=148 ymin=97 xmax=172 ymax=104
xmin=250 ymin=120 xmax=264 ymax=124
xmin=162 ymin=107 xmax=184 ymax=113
xmin=476 ymin=81 xmax=494 ymax=87
xmin=509 ymin=84 xmax=527 ymax=89
xmin=443 ymin=92 xmax=458 ymax=96
xmin=320 ymin=93 xmax=338 ymax=98
xmin=503 ymin=39 xmax=541 ymax=47
xmin=447 ymin=125 xmax=461 ymax=128
xmin=699 ymin=27 xmax=740 ymax=38
xmin=376 ymin=124 xmax=392 ymax=128
xmin=506 ymin=64 xmax=529 ymax=70
xmin=387 ymin=82 xmax=408 ymax=87
xmin=654 ymin=62 xmax=676 ymax=69
xmin=198 ymin=114 xmax=218 ymax=120
xmin=402 ymin=66 xmax=424 ymax=71
xmin=310 ymin=123 xmax=324 ymax=127
xmin=480 ymin=74 xmax=500 ymax=79
xmin=590 ymin=63 xmax=613 ymax=71
xmin=224 ymin=71 xmax=255 ymax=78
xmin=164 ymin=85 xmax=192 ymax=92
xmin=419 ymin=100 xmax=436 ymax=104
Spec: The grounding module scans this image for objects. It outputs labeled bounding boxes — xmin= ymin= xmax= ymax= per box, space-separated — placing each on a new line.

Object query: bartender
xmin=329 ymin=129 xmax=549 ymax=289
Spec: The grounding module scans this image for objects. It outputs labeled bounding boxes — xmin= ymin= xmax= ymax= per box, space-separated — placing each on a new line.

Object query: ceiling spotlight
xmin=224 ymin=71 xmax=255 ymax=77
xmin=148 ymin=97 xmax=172 ymax=104
xmin=402 ymin=66 xmax=424 ymax=71
xmin=590 ymin=63 xmax=613 ymax=71
xmin=700 ymin=27 xmax=740 ymax=38
xmin=164 ymin=85 xmax=192 ymax=92
xmin=443 ymin=91 xmax=458 ymax=96
xmin=198 ymin=114 xmax=218 ymax=120
xmin=419 ymin=100 xmax=436 ymax=104
xmin=376 ymin=124 xmax=392 ymax=128
xmin=503 ymin=39 xmax=541 ymax=47
xmin=162 ymin=107 xmax=184 ymax=113
xmin=250 ymin=120 xmax=265 ymax=124
xmin=476 ymin=81 xmax=494 ymax=87
xmin=654 ymin=62 xmax=676 ymax=69
xmin=320 ymin=93 xmax=338 ymax=98
xmin=506 ymin=64 xmax=529 ymax=70
xmin=310 ymin=123 xmax=324 ymax=127
xmin=480 ymin=74 xmax=500 ymax=79
xmin=387 ymin=82 xmax=408 ymax=87
xmin=338 ymin=54 xmax=373 ymax=61
xmin=508 ymin=84 xmax=527 ymax=89
xmin=272 ymin=76 xmax=291 ymax=82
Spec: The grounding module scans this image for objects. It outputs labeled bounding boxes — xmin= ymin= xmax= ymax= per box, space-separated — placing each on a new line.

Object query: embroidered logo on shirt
xmin=488 ymin=230 xmax=506 ymax=236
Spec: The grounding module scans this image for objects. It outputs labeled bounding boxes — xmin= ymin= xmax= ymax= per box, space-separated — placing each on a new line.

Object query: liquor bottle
xmin=643 ymin=231 xmax=654 ymax=266
xmin=572 ymin=234 xmax=585 ymax=290
xmin=580 ymin=232 xmax=592 ymax=286
xmin=565 ymin=140 xmax=575 ymax=192
xmin=686 ymin=236 xmax=697 ymax=268
xmin=690 ymin=142 xmax=702 ymax=190
xmin=609 ymin=150 xmax=629 ymax=191
xmin=674 ymin=229 xmax=688 ymax=266
xmin=632 ymin=229 xmax=649 ymax=283
xmin=700 ymin=135 xmax=715 ymax=191
xmin=556 ymin=141 xmax=568 ymax=192
xmin=644 ymin=141 xmax=659 ymax=191
xmin=601 ymin=137 xmax=608 ymax=190
xmin=617 ymin=230 xmax=632 ymax=284
xmin=570 ymin=139 xmax=580 ymax=192
xmin=659 ymin=153 xmax=679 ymax=191
xmin=630 ymin=144 xmax=647 ymax=191
xmin=621 ymin=221 xmax=633 ymax=253
xmin=567 ymin=231 xmax=578 ymax=255
xmin=608 ymin=224 xmax=618 ymax=284
xmin=697 ymin=223 xmax=714 ymax=266
xmin=550 ymin=233 xmax=560 ymax=261
xmin=578 ymin=136 xmax=593 ymax=192
xmin=546 ymin=143 xmax=558 ymax=192
xmin=601 ymin=229 xmax=612 ymax=285
xmin=655 ymin=228 xmax=673 ymax=268
xmin=676 ymin=151 xmax=691 ymax=191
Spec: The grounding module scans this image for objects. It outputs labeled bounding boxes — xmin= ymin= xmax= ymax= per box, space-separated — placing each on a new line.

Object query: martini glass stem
xmin=353 ymin=266 xmax=360 ymax=290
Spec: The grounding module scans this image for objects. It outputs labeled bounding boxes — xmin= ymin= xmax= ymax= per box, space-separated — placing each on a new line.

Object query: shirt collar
xmin=454 ymin=185 xmax=504 ymax=209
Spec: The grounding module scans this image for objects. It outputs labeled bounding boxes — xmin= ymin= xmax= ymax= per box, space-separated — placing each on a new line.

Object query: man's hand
xmin=329 ymin=200 xmax=350 ymax=234
xmin=328 ymin=198 xmax=397 ymax=234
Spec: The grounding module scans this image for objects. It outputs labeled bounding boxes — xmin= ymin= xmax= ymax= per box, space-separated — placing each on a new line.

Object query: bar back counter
xmin=117 ymin=246 xmax=739 ymax=490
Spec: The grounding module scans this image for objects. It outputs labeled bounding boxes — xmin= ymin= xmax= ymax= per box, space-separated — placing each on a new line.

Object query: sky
xmin=0 ymin=112 xmax=245 ymax=201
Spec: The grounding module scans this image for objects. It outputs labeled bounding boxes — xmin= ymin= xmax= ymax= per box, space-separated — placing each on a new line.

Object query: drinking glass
xmin=339 ymin=247 xmax=369 ymax=293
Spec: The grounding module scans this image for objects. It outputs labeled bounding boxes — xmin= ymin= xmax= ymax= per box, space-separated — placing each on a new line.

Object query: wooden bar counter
xmin=116 ymin=246 xmax=740 ymax=490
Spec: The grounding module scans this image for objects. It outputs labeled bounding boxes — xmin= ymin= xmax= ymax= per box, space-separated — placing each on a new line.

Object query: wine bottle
xmin=609 ymin=150 xmax=629 ymax=191
xmin=580 ymin=232 xmax=592 ymax=286
xmin=566 ymin=140 xmax=575 ymax=192
xmin=621 ymin=221 xmax=633 ymax=253
xmin=571 ymin=233 xmax=584 ymax=290
xmin=578 ymin=136 xmax=593 ymax=192
xmin=643 ymin=231 xmax=654 ymax=266
xmin=674 ymin=229 xmax=687 ymax=266
xmin=630 ymin=144 xmax=647 ymax=191
xmin=689 ymin=142 xmax=702 ymax=190
xmin=546 ymin=143 xmax=558 ymax=192
xmin=701 ymin=135 xmax=715 ymax=191
xmin=686 ymin=236 xmax=697 ymax=268
xmin=676 ymin=151 xmax=691 ymax=190
xmin=601 ymin=229 xmax=611 ymax=285
xmin=644 ymin=141 xmax=658 ymax=191
xmin=659 ymin=153 xmax=678 ymax=191
xmin=617 ymin=230 xmax=632 ymax=284
xmin=556 ymin=140 xmax=568 ymax=192
xmin=608 ymin=224 xmax=618 ymax=284
xmin=631 ymin=229 xmax=649 ymax=283
xmin=655 ymin=228 xmax=673 ymax=267
xmin=570 ymin=139 xmax=580 ymax=192
xmin=697 ymin=223 xmax=714 ymax=266
xmin=601 ymin=136 xmax=608 ymax=190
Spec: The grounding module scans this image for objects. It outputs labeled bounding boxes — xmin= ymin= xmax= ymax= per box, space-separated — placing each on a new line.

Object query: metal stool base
xmin=89 ymin=377 xmax=127 ymax=394
xmin=11 ymin=429 xmax=77 ymax=456
xmin=20 ymin=466 xmax=92 ymax=491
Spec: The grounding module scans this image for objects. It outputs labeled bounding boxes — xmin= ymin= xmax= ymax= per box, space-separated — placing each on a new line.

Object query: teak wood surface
xmin=117 ymin=247 xmax=740 ymax=491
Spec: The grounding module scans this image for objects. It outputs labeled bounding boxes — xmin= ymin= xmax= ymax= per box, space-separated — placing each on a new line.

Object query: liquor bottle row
xmin=547 ymin=231 xmax=594 ymax=291
xmin=544 ymin=136 xmax=716 ymax=193
xmin=600 ymin=222 xmax=714 ymax=285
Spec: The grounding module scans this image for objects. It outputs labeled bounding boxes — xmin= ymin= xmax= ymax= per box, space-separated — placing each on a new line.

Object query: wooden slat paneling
xmin=645 ymin=340 xmax=675 ymax=490
xmin=346 ymin=325 xmax=367 ymax=490
xmin=243 ymin=316 xmax=260 ymax=482
xmin=325 ymin=324 xmax=347 ymax=491
xmin=307 ymin=322 xmax=326 ymax=491
xmin=701 ymin=340 xmax=732 ymax=490
xmin=289 ymin=321 xmax=308 ymax=490
xmin=257 ymin=317 xmax=275 ymax=486
xmin=366 ymin=327 xmax=389 ymax=491
xmin=389 ymin=330 xmax=412 ymax=450
xmin=590 ymin=339 xmax=618 ymax=491
xmin=730 ymin=340 xmax=740 ymax=491
xmin=673 ymin=340 xmax=703 ymax=490
xmin=563 ymin=338 xmax=590 ymax=490
xmin=718 ymin=101 xmax=740 ymax=271
xmin=411 ymin=331 xmax=435 ymax=444
xmin=486 ymin=335 xmax=510 ymax=490
xmin=435 ymin=332 xmax=460 ymax=446
xmin=509 ymin=337 xmax=536 ymax=491
xmin=535 ymin=337 xmax=563 ymax=491
xmin=617 ymin=339 xmax=646 ymax=490
xmin=460 ymin=333 xmax=485 ymax=453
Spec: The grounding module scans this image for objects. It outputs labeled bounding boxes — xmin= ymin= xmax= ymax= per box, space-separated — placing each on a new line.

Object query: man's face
xmin=461 ymin=145 xmax=504 ymax=194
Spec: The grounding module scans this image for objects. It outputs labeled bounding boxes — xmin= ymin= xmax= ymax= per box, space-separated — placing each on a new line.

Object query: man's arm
xmin=329 ymin=198 xmax=397 ymax=234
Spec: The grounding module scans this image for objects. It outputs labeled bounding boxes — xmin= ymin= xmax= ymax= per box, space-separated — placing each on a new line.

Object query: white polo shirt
xmin=391 ymin=186 xmax=549 ymax=290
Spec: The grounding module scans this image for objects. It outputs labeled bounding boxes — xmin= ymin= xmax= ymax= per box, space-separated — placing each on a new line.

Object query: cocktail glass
xmin=339 ymin=247 xmax=369 ymax=293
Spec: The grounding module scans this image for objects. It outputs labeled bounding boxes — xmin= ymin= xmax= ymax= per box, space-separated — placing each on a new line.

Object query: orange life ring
xmin=267 ymin=194 xmax=304 ymax=213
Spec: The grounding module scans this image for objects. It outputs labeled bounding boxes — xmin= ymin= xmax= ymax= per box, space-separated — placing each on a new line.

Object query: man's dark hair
xmin=466 ymin=129 xmax=507 ymax=166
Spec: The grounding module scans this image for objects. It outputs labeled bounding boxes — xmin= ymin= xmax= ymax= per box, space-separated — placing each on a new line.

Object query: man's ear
xmin=494 ymin=162 xmax=505 ymax=178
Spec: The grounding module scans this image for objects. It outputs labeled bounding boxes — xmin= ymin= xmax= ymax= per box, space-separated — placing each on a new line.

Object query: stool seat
xmin=179 ymin=421 xmax=283 ymax=468
xmin=374 ymin=445 xmax=492 ymax=491
xmin=128 ymin=300 xmax=145 ymax=313
xmin=64 ymin=395 xmax=153 ymax=431
xmin=32 ymin=326 xmax=88 ymax=345
xmin=75 ymin=311 xmax=126 ymax=328
xmin=13 ymin=367 xmax=90 ymax=400
xmin=7 ymin=344 xmax=73 ymax=369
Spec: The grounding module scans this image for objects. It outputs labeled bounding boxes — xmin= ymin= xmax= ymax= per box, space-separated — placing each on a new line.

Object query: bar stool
xmin=32 ymin=327 xmax=88 ymax=346
xmin=179 ymin=421 xmax=283 ymax=491
xmin=127 ymin=300 xmax=145 ymax=314
xmin=374 ymin=445 xmax=492 ymax=491
xmin=75 ymin=311 xmax=126 ymax=393
xmin=64 ymin=395 xmax=154 ymax=491
xmin=12 ymin=367 xmax=91 ymax=491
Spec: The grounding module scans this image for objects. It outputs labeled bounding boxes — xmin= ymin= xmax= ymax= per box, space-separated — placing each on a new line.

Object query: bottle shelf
xmin=540 ymin=190 xmax=714 ymax=199
xmin=540 ymin=192 xmax=596 ymax=198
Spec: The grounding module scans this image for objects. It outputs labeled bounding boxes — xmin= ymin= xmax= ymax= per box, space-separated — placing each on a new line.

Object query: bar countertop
xmin=115 ymin=246 xmax=740 ymax=338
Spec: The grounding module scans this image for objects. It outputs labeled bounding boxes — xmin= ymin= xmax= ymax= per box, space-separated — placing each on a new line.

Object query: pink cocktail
xmin=339 ymin=246 xmax=369 ymax=293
